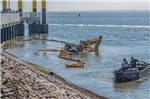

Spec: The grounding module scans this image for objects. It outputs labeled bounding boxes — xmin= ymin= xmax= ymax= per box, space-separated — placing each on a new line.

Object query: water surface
xmin=6 ymin=11 xmax=150 ymax=99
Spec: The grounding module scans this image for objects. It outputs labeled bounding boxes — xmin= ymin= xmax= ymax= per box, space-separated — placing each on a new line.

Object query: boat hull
xmin=114 ymin=63 xmax=150 ymax=83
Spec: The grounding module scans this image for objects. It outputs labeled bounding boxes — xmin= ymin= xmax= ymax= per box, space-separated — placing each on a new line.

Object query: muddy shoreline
xmin=1 ymin=49 xmax=108 ymax=99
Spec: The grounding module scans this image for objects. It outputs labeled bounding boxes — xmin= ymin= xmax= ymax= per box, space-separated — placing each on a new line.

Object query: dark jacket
xmin=130 ymin=59 xmax=138 ymax=68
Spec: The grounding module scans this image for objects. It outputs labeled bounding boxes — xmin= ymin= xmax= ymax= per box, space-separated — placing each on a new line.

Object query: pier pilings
xmin=41 ymin=0 xmax=48 ymax=33
xmin=0 ymin=13 xmax=25 ymax=44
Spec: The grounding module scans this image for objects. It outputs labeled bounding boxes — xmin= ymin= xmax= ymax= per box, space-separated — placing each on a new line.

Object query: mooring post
xmin=2 ymin=0 xmax=7 ymax=11
xmin=8 ymin=24 xmax=11 ymax=40
xmin=19 ymin=22 xmax=21 ymax=36
xmin=37 ymin=22 xmax=41 ymax=34
xmin=31 ymin=0 xmax=37 ymax=33
xmin=11 ymin=23 xmax=14 ymax=39
xmin=19 ymin=22 xmax=23 ymax=36
xmin=15 ymin=23 xmax=18 ymax=37
xmin=3 ymin=27 xmax=5 ymax=41
xmin=10 ymin=23 xmax=13 ymax=40
xmin=21 ymin=22 xmax=24 ymax=36
xmin=41 ymin=0 xmax=48 ymax=33
xmin=1 ymin=0 xmax=7 ymax=43
xmin=17 ymin=22 xmax=20 ymax=36
xmin=1 ymin=26 xmax=4 ymax=43
xmin=13 ymin=23 xmax=17 ymax=39
xmin=33 ymin=0 xmax=37 ymax=16
xmin=3 ymin=26 xmax=6 ymax=42
xmin=5 ymin=25 xmax=8 ymax=41
xmin=1 ymin=28 xmax=3 ymax=43
xmin=29 ymin=23 xmax=31 ymax=35
xmin=18 ymin=0 xmax=22 ymax=17
xmin=16 ymin=23 xmax=19 ymax=37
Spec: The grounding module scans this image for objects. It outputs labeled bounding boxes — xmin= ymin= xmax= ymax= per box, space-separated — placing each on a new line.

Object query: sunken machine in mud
xmin=58 ymin=36 xmax=102 ymax=67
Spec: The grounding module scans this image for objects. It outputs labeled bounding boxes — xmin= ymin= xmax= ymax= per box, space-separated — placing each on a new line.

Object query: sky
xmin=0 ymin=0 xmax=149 ymax=12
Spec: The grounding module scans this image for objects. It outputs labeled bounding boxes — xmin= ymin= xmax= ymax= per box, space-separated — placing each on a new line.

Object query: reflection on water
xmin=114 ymin=74 xmax=150 ymax=89
xmin=94 ymin=50 xmax=100 ymax=56
xmin=2 ymin=41 xmax=25 ymax=49
xmin=113 ymin=80 xmax=141 ymax=89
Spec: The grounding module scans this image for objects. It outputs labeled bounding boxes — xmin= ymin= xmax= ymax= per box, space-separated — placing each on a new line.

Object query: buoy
xmin=78 ymin=13 xmax=80 ymax=17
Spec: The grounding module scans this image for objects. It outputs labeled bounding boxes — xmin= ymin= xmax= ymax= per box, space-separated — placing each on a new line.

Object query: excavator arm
xmin=80 ymin=36 xmax=102 ymax=50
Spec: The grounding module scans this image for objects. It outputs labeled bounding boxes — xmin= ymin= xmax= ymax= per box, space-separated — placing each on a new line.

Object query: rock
xmin=50 ymin=71 xmax=54 ymax=75
xmin=1 ymin=61 xmax=4 ymax=64
xmin=1 ymin=88 xmax=14 ymax=93
xmin=1 ymin=71 xmax=5 ymax=74
xmin=0 ymin=51 xmax=108 ymax=99
xmin=2 ymin=79 xmax=8 ymax=85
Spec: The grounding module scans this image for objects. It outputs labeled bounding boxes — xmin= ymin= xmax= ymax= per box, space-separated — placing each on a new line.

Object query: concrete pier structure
xmin=1 ymin=0 xmax=49 ymax=44
xmin=0 ymin=13 xmax=24 ymax=43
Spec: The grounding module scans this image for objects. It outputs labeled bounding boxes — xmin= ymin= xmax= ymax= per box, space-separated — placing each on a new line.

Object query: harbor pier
xmin=0 ymin=0 xmax=49 ymax=44
xmin=0 ymin=13 xmax=24 ymax=43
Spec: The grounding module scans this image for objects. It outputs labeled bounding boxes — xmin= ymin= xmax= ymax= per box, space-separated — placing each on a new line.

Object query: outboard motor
xmin=115 ymin=70 xmax=123 ymax=83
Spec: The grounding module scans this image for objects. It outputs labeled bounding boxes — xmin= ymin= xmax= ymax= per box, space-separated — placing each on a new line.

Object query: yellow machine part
xmin=33 ymin=0 xmax=37 ymax=9
xmin=18 ymin=0 xmax=22 ymax=9
xmin=3 ymin=0 xmax=7 ymax=9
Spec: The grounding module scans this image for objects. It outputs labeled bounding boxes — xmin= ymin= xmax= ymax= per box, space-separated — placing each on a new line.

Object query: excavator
xmin=59 ymin=36 xmax=102 ymax=55
xmin=58 ymin=36 xmax=102 ymax=67
xmin=38 ymin=35 xmax=102 ymax=67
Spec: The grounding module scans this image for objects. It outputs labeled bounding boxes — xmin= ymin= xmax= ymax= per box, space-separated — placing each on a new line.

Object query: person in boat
xmin=121 ymin=58 xmax=128 ymax=72
xmin=130 ymin=57 xmax=138 ymax=68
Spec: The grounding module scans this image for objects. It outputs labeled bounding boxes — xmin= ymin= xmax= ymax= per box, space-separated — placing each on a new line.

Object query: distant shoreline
xmin=5 ymin=9 xmax=149 ymax=14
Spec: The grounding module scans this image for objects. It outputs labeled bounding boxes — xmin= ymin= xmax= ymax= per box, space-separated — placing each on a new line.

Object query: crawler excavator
xmin=59 ymin=36 xmax=102 ymax=55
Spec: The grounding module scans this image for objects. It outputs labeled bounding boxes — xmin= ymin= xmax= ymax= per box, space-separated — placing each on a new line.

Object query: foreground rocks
xmin=0 ymin=50 xmax=108 ymax=99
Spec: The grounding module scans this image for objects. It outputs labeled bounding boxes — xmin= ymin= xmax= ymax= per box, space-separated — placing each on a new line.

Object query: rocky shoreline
xmin=0 ymin=50 xmax=108 ymax=99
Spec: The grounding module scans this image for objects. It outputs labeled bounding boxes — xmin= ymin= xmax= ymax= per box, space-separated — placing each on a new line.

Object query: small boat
xmin=113 ymin=61 xmax=150 ymax=83
xmin=66 ymin=63 xmax=84 ymax=67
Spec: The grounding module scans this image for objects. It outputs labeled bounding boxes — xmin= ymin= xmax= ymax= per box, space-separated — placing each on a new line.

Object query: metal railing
xmin=20 ymin=12 xmax=41 ymax=23
xmin=21 ymin=12 xmax=41 ymax=18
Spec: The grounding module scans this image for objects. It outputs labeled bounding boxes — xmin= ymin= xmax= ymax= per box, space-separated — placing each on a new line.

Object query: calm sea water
xmin=6 ymin=11 xmax=150 ymax=99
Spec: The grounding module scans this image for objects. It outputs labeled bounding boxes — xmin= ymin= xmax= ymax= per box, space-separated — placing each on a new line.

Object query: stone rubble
xmin=0 ymin=50 xmax=108 ymax=99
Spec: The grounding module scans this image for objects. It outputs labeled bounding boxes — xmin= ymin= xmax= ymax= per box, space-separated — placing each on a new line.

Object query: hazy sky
xmin=0 ymin=0 xmax=149 ymax=12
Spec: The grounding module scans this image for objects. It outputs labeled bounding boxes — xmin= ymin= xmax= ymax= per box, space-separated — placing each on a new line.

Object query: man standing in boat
xmin=121 ymin=58 xmax=128 ymax=72
xmin=130 ymin=57 xmax=138 ymax=68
